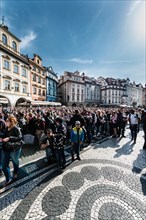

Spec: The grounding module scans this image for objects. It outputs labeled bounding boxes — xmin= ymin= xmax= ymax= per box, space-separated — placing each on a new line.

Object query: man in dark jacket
xmin=55 ymin=117 xmax=66 ymax=170
xmin=70 ymin=110 xmax=85 ymax=128
xmin=141 ymin=110 xmax=146 ymax=149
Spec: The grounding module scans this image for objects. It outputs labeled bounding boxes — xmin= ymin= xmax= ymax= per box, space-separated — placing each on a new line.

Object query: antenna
xmin=2 ymin=16 xmax=4 ymax=25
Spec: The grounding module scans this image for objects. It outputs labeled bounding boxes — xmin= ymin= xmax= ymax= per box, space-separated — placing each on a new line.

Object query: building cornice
xmin=0 ymin=43 xmax=29 ymax=65
xmin=58 ymin=79 xmax=85 ymax=87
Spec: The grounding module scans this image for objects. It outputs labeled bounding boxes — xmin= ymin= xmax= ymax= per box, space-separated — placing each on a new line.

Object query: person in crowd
xmin=71 ymin=121 xmax=84 ymax=161
xmin=141 ymin=110 xmax=146 ymax=150
xmin=70 ymin=109 xmax=85 ymax=128
xmin=1 ymin=115 xmax=23 ymax=186
xmin=0 ymin=113 xmax=6 ymax=176
xmin=83 ymin=111 xmax=92 ymax=144
xmin=55 ymin=117 xmax=66 ymax=170
xmin=110 ymin=110 xmax=118 ymax=138
xmin=35 ymin=114 xmax=46 ymax=145
xmin=129 ymin=109 xmax=139 ymax=144
xmin=117 ymin=109 xmax=127 ymax=138
xmin=40 ymin=128 xmax=56 ymax=162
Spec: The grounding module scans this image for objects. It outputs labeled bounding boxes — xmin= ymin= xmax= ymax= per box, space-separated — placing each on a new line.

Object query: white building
xmin=58 ymin=71 xmax=100 ymax=106
xmin=97 ymin=76 xmax=143 ymax=107
xmin=58 ymin=71 xmax=85 ymax=106
xmin=0 ymin=24 xmax=31 ymax=107
xmin=97 ymin=77 xmax=126 ymax=106
xmin=82 ymin=73 xmax=100 ymax=106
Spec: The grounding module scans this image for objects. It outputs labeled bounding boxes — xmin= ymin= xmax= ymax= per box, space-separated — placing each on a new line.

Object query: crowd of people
xmin=0 ymin=105 xmax=146 ymax=187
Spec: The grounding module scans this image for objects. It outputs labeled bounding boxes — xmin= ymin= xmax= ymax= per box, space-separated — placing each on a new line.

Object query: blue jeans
xmin=56 ymin=147 xmax=66 ymax=168
xmin=2 ymin=149 xmax=21 ymax=182
xmin=130 ymin=124 xmax=138 ymax=142
xmin=72 ymin=143 xmax=80 ymax=158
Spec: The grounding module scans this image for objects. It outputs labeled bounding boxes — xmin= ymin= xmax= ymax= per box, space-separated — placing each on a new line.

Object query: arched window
xmin=12 ymin=41 xmax=17 ymax=50
xmin=2 ymin=34 xmax=7 ymax=45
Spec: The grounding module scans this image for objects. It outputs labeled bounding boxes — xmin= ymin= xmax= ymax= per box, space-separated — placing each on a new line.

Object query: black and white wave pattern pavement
xmin=0 ymin=159 xmax=146 ymax=220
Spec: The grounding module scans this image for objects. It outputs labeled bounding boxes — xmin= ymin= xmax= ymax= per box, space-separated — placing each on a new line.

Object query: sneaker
xmin=77 ymin=157 xmax=81 ymax=161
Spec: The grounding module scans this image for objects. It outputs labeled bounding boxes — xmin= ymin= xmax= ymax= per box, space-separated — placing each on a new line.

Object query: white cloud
xmin=69 ymin=58 xmax=93 ymax=64
xmin=99 ymin=60 xmax=135 ymax=64
xmin=20 ymin=31 xmax=37 ymax=49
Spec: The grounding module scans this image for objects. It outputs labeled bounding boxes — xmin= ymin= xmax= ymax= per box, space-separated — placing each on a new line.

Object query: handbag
xmin=4 ymin=141 xmax=23 ymax=151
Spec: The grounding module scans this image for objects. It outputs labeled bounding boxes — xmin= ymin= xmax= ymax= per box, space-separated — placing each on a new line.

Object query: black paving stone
xmin=98 ymin=203 xmax=134 ymax=220
xmin=42 ymin=186 xmax=71 ymax=216
xmin=62 ymin=172 xmax=84 ymax=190
xmin=80 ymin=166 xmax=101 ymax=181
xmin=74 ymin=184 xmax=146 ymax=220
xmin=101 ymin=166 xmax=124 ymax=182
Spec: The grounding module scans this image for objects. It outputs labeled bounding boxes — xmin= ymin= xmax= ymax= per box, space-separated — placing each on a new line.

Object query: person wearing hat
xmin=71 ymin=121 xmax=84 ymax=161
xmin=141 ymin=110 xmax=146 ymax=149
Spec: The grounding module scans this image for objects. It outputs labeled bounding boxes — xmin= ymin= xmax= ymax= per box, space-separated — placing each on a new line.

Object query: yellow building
xmin=29 ymin=54 xmax=46 ymax=101
xmin=0 ymin=24 xmax=31 ymax=107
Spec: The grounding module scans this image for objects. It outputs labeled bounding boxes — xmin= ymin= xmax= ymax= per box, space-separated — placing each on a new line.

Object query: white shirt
xmin=129 ymin=114 xmax=138 ymax=125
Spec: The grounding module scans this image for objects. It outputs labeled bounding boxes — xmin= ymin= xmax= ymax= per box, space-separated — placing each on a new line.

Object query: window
xmin=77 ymin=89 xmax=80 ymax=93
xmin=4 ymin=60 xmax=10 ymax=69
xmin=2 ymin=34 xmax=7 ymax=45
xmin=42 ymin=79 xmax=45 ymax=85
xmin=38 ymin=77 xmax=41 ymax=83
xmin=22 ymin=68 xmax=27 ymax=77
xmin=33 ymin=66 xmax=36 ymax=71
xmin=42 ymin=90 xmax=45 ymax=96
xmin=4 ymin=80 xmax=10 ymax=90
xmin=72 ymin=94 xmax=75 ymax=101
xmin=81 ymin=94 xmax=84 ymax=102
xmin=38 ymin=89 xmax=41 ymax=95
xmin=14 ymin=64 xmax=19 ymax=73
xmin=33 ymin=87 xmax=36 ymax=94
xmin=72 ymin=88 xmax=75 ymax=92
xmin=33 ymin=74 xmax=36 ymax=81
xmin=22 ymin=85 xmax=27 ymax=93
xmin=77 ymin=95 xmax=79 ymax=101
xmin=12 ymin=41 xmax=17 ymax=50
xmin=15 ymin=83 xmax=19 ymax=92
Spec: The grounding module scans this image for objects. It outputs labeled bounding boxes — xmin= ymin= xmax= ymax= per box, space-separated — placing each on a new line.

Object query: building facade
xmin=82 ymin=73 xmax=100 ymax=106
xmin=142 ymin=85 xmax=146 ymax=108
xmin=45 ymin=66 xmax=58 ymax=102
xmin=97 ymin=77 xmax=143 ymax=107
xmin=58 ymin=71 xmax=100 ymax=106
xmin=0 ymin=24 xmax=31 ymax=107
xmin=29 ymin=54 xmax=46 ymax=101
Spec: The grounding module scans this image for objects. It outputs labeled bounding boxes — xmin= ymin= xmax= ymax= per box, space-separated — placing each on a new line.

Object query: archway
xmin=15 ymin=98 xmax=31 ymax=107
xmin=0 ymin=95 xmax=11 ymax=107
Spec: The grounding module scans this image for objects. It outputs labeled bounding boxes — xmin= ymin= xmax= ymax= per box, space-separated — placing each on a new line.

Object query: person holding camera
xmin=40 ymin=128 xmax=56 ymax=162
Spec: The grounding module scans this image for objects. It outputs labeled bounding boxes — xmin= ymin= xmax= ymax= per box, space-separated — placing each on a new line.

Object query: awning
xmin=31 ymin=100 xmax=62 ymax=106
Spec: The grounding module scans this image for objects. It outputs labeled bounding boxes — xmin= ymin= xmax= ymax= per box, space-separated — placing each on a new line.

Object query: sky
xmin=0 ymin=0 xmax=145 ymax=85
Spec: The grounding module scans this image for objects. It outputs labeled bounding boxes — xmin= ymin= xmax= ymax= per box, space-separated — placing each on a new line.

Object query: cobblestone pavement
xmin=0 ymin=128 xmax=146 ymax=220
